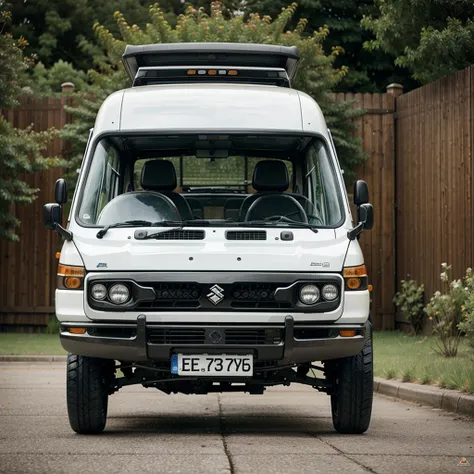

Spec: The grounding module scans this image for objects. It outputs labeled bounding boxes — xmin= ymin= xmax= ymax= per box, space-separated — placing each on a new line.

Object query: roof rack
xmin=122 ymin=43 xmax=300 ymax=87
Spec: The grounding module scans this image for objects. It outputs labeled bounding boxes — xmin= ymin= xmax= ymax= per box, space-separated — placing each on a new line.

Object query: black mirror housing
xmin=358 ymin=203 xmax=374 ymax=230
xmin=55 ymin=178 xmax=68 ymax=205
xmin=354 ymin=180 xmax=369 ymax=206
xmin=43 ymin=203 xmax=62 ymax=230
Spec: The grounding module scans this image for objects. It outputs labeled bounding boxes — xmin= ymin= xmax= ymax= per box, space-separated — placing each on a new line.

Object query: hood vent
xmin=226 ymin=231 xmax=267 ymax=241
xmin=153 ymin=230 xmax=205 ymax=240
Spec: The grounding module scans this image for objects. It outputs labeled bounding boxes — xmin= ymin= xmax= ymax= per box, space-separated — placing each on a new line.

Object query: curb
xmin=375 ymin=377 xmax=474 ymax=417
xmin=0 ymin=355 xmax=67 ymax=362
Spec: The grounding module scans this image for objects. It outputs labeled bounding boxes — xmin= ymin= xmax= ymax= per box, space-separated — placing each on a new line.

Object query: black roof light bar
xmin=132 ymin=66 xmax=291 ymax=88
xmin=122 ymin=42 xmax=300 ymax=87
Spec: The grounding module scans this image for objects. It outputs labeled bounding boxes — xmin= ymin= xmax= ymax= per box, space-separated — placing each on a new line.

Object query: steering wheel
xmin=244 ymin=194 xmax=308 ymax=223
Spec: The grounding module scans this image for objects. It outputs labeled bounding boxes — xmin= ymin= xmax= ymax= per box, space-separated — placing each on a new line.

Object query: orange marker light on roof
xmin=187 ymin=70 xmax=197 ymax=75
xmin=208 ymin=70 xmax=217 ymax=76
xmin=228 ymin=70 xmax=238 ymax=76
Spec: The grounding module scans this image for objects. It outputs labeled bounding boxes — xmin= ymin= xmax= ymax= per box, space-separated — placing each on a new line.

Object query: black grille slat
xmin=153 ymin=230 xmax=205 ymax=240
xmin=226 ymin=231 xmax=266 ymax=241
xmin=148 ymin=328 xmax=205 ymax=344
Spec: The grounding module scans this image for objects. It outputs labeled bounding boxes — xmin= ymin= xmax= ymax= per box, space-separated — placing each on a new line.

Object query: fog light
xmin=91 ymin=283 xmax=107 ymax=300
xmin=321 ymin=284 xmax=338 ymax=301
xmin=108 ymin=283 xmax=130 ymax=305
xmin=340 ymin=330 xmax=356 ymax=337
xmin=299 ymin=284 xmax=320 ymax=305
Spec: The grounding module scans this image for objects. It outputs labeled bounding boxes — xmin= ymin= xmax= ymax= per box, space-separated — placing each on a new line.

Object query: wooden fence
xmin=0 ymin=97 xmax=70 ymax=328
xmin=396 ymin=66 xmax=474 ymax=320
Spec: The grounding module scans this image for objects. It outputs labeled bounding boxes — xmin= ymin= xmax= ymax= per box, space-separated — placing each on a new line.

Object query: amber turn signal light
xmin=58 ymin=264 xmax=85 ymax=277
xmin=64 ymin=277 xmax=82 ymax=289
xmin=343 ymin=265 xmax=367 ymax=278
xmin=68 ymin=327 xmax=86 ymax=335
xmin=339 ymin=330 xmax=357 ymax=337
xmin=343 ymin=265 xmax=368 ymax=291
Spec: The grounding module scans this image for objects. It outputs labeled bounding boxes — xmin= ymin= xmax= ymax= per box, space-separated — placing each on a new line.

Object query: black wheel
xmin=66 ymin=353 xmax=114 ymax=434
xmin=329 ymin=324 xmax=373 ymax=434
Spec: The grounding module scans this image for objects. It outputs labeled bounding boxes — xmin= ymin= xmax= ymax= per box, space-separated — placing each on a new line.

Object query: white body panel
xmin=57 ymin=82 xmax=368 ymax=327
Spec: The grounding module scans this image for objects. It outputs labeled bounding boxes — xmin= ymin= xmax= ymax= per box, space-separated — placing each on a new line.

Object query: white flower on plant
xmin=451 ymin=280 xmax=462 ymax=289
xmin=440 ymin=272 xmax=448 ymax=282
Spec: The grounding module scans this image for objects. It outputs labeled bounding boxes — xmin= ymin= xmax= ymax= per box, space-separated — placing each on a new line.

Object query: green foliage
xmin=62 ymin=1 xmax=365 ymax=189
xmin=362 ymin=0 xmax=474 ymax=83
xmin=30 ymin=60 xmax=88 ymax=93
xmin=243 ymin=0 xmax=408 ymax=92
xmin=393 ymin=279 xmax=425 ymax=335
xmin=459 ymin=268 xmax=474 ymax=348
xmin=0 ymin=11 xmax=62 ymax=241
xmin=424 ymin=264 xmax=469 ymax=357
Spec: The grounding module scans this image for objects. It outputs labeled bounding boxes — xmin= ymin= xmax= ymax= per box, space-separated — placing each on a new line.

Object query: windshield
xmin=76 ymin=134 xmax=344 ymax=228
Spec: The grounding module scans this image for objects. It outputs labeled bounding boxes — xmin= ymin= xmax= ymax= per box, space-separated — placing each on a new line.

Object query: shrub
xmin=424 ymin=264 xmax=468 ymax=357
xmin=393 ymin=279 xmax=425 ymax=335
xmin=459 ymin=267 xmax=474 ymax=348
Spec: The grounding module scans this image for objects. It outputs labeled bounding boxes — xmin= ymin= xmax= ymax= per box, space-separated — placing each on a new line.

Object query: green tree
xmin=62 ymin=2 xmax=364 ymax=189
xmin=0 ymin=11 xmax=61 ymax=241
xmin=243 ymin=0 xmax=407 ymax=92
xmin=362 ymin=0 xmax=474 ymax=84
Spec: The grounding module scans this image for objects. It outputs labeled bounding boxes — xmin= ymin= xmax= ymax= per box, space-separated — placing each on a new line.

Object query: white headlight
xmin=91 ymin=283 xmax=107 ymax=300
xmin=322 ymin=284 xmax=338 ymax=301
xmin=299 ymin=284 xmax=320 ymax=305
xmin=108 ymin=284 xmax=130 ymax=305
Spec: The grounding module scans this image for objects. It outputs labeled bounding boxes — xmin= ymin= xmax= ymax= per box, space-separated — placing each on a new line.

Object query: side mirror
xmin=354 ymin=180 xmax=369 ymax=206
xmin=55 ymin=178 xmax=68 ymax=204
xmin=358 ymin=203 xmax=374 ymax=230
xmin=43 ymin=203 xmax=62 ymax=230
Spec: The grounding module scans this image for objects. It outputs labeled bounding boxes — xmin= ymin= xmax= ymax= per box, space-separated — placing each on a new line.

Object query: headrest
xmin=141 ymin=160 xmax=177 ymax=191
xmin=252 ymin=160 xmax=289 ymax=192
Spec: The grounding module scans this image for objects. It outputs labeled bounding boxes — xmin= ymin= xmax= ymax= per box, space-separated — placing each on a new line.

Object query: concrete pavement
xmin=0 ymin=362 xmax=472 ymax=474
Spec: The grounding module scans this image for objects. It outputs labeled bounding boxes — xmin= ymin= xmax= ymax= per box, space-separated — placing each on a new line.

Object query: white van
xmin=44 ymin=43 xmax=374 ymax=435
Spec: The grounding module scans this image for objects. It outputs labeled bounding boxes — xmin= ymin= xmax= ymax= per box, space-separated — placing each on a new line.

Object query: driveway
xmin=0 ymin=362 xmax=472 ymax=473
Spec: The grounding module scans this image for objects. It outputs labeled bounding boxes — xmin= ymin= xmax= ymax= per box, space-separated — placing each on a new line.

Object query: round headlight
xmin=108 ymin=284 xmax=130 ymax=305
xmin=322 ymin=284 xmax=338 ymax=301
xmin=91 ymin=283 xmax=107 ymax=300
xmin=299 ymin=284 xmax=320 ymax=305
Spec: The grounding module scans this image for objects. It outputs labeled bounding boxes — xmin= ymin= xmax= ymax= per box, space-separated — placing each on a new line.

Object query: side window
xmin=97 ymin=144 xmax=120 ymax=215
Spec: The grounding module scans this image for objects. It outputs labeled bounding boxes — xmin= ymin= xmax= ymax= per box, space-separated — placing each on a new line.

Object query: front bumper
xmin=60 ymin=315 xmax=368 ymax=364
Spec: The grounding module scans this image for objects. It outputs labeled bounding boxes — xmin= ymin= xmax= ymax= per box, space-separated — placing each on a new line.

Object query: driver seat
xmin=239 ymin=160 xmax=290 ymax=221
xmin=140 ymin=160 xmax=193 ymax=220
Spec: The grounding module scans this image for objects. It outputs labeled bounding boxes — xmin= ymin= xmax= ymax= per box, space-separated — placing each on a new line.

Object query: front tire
xmin=66 ymin=353 xmax=114 ymax=434
xmin=329 ymin=325 xmax=373 ymax=434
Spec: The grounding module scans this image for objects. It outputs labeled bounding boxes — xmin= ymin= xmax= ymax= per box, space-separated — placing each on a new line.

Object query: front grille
xmin=147 ymin=327 xmax=282 ymax=345
xmin=225 ymin=328 xmax=282 ymax=345
xmin=153 ymin=230 xmax=205 ymax=240
xmin=137 ymin=283 xmax=201 ymax=309
xmin=230 ymin=283 xmax=291 ymax=309
xmin=226 ymin=231 xmax=266 ymax=241
xmin=148 ymin=328 xmax=205 ymax=344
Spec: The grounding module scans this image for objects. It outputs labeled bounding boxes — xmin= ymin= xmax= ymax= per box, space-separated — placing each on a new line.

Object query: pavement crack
xmin=307 ymin=432 xmax=378 ymax=474
xmin=217 ymin=395 xmax=235 ymax=474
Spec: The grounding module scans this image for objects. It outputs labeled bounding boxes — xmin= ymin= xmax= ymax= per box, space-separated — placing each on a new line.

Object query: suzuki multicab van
xmin=43 ymin=43 xmax=374 ymax=435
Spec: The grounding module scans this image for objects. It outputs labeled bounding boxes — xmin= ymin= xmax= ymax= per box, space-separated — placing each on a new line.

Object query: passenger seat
xmin=140 ymin=160 xmax=193 ymax=220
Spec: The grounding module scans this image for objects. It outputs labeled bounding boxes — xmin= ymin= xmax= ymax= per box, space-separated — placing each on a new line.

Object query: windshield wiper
xmin=97 ymin=219 xmax=208 ymax=239
xmin=241 ymin=216 xmax=319 ymax=233
xmin=135 ymin=220 xmax=210 ymax=240
xmin=96 ymin=220 xmax=155 ymax=239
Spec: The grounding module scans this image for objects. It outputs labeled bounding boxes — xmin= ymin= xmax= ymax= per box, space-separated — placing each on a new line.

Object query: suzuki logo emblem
xmin=207 ymin=284 xmax=224 ymax=305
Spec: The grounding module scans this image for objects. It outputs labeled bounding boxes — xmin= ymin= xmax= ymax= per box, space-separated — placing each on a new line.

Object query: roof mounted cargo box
xmin=122 ymin=43 xmax=300 ymax=88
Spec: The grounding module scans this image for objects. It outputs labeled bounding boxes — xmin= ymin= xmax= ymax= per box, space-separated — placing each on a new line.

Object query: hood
xmin=72 ymin=227 xmax=349 ymax=273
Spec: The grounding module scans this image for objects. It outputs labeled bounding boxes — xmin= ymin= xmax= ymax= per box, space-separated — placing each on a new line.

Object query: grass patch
xmin=374 ymin=331 xmax=474 ymax=393
xmin=0 ymin=333 xmax=65 ymax=355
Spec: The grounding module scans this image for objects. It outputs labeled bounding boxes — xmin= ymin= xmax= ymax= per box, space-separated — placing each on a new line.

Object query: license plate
xmin=171 ymin=354 xmax=253 ymax=376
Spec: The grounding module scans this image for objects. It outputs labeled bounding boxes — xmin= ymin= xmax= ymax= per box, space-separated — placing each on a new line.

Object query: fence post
xmin=386 ymin=83 xmax=404 ymax=98
xmin=61 ymin=82 xmax=75 ymax=94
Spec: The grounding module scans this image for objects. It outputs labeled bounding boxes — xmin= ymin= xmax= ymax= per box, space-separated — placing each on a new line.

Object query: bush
xmin=424 ymin=264 xmax=468 ymax=357
xmin=62 ymin=1 xmax=365 ymax=190
xmin=393 ymin=279 xmax=425 ymax=335
xmin=459 ymin=268 xmax=474 ymax=348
